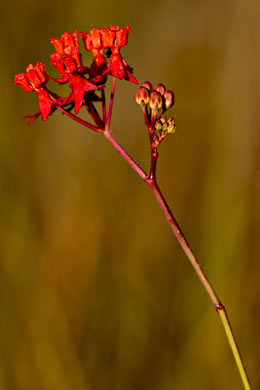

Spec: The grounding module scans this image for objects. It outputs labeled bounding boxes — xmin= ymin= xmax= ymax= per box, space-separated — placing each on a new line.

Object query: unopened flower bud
xmin=167 ymin=117 xmax=175 ymax=126
xmin=149 ymin=90 xmax=163 ymax=111
xmin=156 ymin=116 xmax=166 ymax=131
xmin=154 ymin=83 xmax=165 ymax=96
xmin=167 ymin=117 xmax=176 ymax=133
xmin=141 ymin=81 xmax=153 ymax=91
xmin=155 ymin=120 xmax=162 ymax=131
xmin=164 ymin=90 xmax=174 ymax=109
xmin=135 ymin=86 xmax=150 ymax=105
xmin=167 ymin=124 xmax=176 ymax=133
xmin=162 ymin=121 xmax=168 ymax=131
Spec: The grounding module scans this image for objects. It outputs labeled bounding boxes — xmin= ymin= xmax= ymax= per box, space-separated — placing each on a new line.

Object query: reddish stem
xmin=146 ymin=178 xmax=223 ymax=310
xmin=103 ymin=130 xmax=148 ymax=181
xmin=105 ymin=77 xmax=116 ymax=130
xmin=85 ymin=96 xmax=104 ymax=129
xmin=101 ymin=88 xmax=107 ymax=123
xmin=56 ymin=106 xmax=101 ymax=132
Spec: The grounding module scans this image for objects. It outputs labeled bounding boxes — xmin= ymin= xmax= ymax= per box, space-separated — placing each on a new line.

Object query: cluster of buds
xmin=136 ymin=81 xmax=176 ymax=148
xmin=14 ymin=26 xmax=137 ymax=125
xmin=154 ymin=116 xmax=176 ymax=134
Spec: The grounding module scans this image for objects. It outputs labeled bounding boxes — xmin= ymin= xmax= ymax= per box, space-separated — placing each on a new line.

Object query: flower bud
xmin=141 ymin=81 xmax=153 ymax=91
xmin=155 ymin=120 xmax=162 ymax=131
xmin=167 ymin=117 xmax=175 ymax=126
xmin=158 ymin=116 xmax=167 ymax=131
xmin=149 ymin=90 xmax=163 ymax=111
xmin=154 ymin=83 xmax=165 ymax=96
xmin=167 ymin=117 xmax=176 ymax=133
xmin=135 ymin=86 xmax=150 ymax=105
xmin=162 ymin=121 xmax=168 ymax=131
xmin=164 ymin=90 xmax=174 ymax=109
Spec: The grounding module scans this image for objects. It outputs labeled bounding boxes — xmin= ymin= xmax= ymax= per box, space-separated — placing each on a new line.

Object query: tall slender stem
xmin=102 ymin=130 xmax=252 ymax=390
xmin=148 ymin=179 xmax=222 ymax=308
xmin=148 ymin=179 xmax=251 ymax=389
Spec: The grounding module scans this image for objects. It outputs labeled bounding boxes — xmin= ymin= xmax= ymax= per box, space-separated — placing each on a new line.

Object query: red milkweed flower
xmin=100 ymin=25 xmax=138 ymax=84
xmin=50 ymin=30 xmax=85 ymax=82
xmin=81 ymin=25 xmax=138 ymax=84
xmin=50 ymin=30 xmax=103 ymax=114
xmin=14 ymin=62 xmax=63 ymax=123
xmin=80 ymin=28 xmax=108 ymax=81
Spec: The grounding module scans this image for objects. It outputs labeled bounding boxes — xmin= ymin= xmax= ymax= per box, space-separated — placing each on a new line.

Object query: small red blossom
xmin=81 ymin=25 xmax=138 ymax=84
xmin=109 ymin=54 xmax=138 ymax=83
xmin=51 ymin=50 xmax=102 ymax=112
xmin=80 ymin=28 xmax=108 ymax=80
xmin=102 ymin=26 xmax=138 ymax=83
xmin=14 ymin=62 xmax=61 ymax=123
xmin=50 ymin=30 xmax=82 ymax=71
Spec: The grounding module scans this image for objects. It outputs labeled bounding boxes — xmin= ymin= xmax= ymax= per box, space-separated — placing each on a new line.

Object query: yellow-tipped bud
xmin=155 ymin=120 xmax=163 ymax=131
xmin=154 ymin=83 xmax=166 ymax=96
xmin=162 ymin=121 xmax=168 ymax=131
xmin=135 ymin=86 xmax=150 ymax=105
xmin=164 ymin=90 xmax=174 ymax=109
xmin=149 ymin=91 xmax=163 ymax=111
xmin=167 ymin=117 xmax=176 ymax=133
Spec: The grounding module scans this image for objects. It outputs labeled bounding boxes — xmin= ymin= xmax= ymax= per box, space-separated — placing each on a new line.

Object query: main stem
xmin=103 ymin=130 xmax=251 ymax=390
xmin=148 ymin=179 xmax=221 ymax=309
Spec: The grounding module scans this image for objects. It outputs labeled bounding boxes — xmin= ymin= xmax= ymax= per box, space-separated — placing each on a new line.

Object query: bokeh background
xmin=1 ymin=0 xmax=259 ymax=389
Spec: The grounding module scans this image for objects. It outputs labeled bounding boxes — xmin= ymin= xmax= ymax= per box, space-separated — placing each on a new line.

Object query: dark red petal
xmin=89 ymin=52 xmax=108 ymax=79
xmin=108 ymin=54 xmax=138 ymax=83
xmin=125 ymin=70 xmax=138 ymax=84
xmin=37 ymin=89 xmax=53 ymax=120
xmin=108 ymin=54 xmax=127 ymax=79
xmin=70 ymin=75 xmax=101 ymax=113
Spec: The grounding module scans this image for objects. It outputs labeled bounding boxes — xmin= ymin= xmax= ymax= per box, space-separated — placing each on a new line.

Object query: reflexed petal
xmin=37 ymin=89 xmax=53 ymax=120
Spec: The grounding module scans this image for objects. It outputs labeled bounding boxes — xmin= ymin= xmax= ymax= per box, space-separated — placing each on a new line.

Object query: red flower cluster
xmin=80 ymin=26 xmax=138 ymax=83
xmin=14 ymin=26 xmax=138 ymax=124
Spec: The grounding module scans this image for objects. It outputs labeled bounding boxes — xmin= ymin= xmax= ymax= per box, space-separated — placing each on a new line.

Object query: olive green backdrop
xmin=1 ymin=0 xmax=259 ymax=389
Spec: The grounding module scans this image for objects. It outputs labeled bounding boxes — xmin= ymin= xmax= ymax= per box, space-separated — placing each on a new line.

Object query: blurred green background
xmin=1 ymin=0 xmax=259 ymax=388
